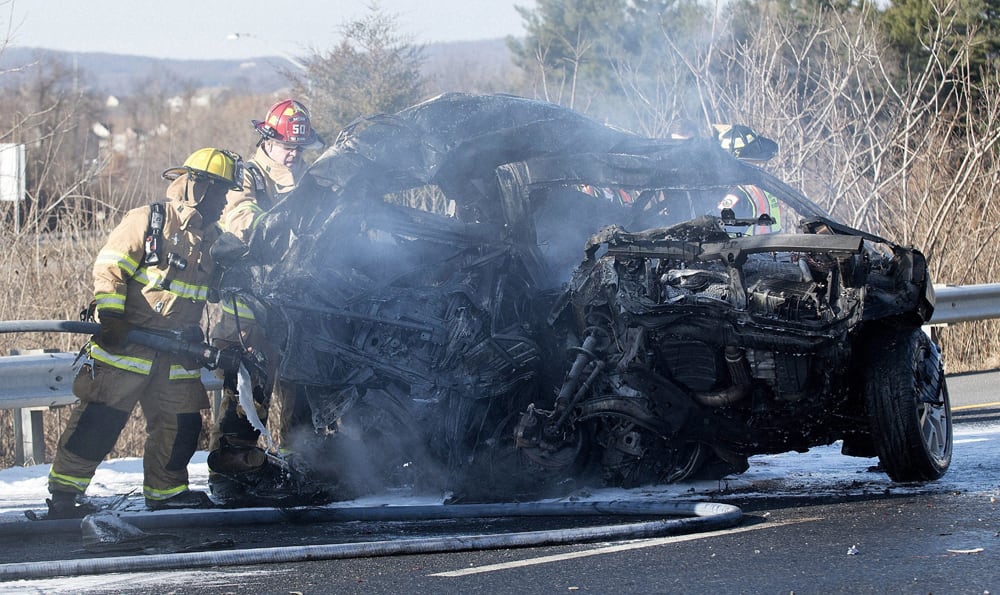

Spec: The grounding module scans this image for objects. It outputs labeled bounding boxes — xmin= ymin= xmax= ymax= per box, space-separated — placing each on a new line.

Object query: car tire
xmin=864 ymin=326 xmax=952 ymax=481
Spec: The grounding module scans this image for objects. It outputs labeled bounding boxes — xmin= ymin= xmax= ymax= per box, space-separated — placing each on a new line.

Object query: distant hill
xmin=0 ymin=39 xmax=516 ymax=97
xmin=0 ymin=48 xmax=300 ymax=95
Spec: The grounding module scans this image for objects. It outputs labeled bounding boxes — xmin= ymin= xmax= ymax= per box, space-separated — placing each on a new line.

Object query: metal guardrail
xmin=929 ymin=284 xmax=1000 ymax=325
xmin=0 ymin=325 xmax=237 ymax=464
xmin=0 ymin=352 xmax=222 ymax=410
xmin=0 ymin=352 xmax=222 ymax=466
xmin=1 ymin=352 xmax=79 ymax=410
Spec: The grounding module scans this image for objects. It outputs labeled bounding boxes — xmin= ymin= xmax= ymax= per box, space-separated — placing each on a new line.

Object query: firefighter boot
xmin=145 ymin=490 xmax=215 ymax=511
xmin=207 ymin=439 xmax=268 ymax=474
xmin=46 ymin=491 xmax=99 ymax=519
xmin=207 ymin=439 xmax=269 ymax=505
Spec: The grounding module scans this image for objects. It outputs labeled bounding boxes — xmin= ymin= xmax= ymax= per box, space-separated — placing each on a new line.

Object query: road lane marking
xmin=430 ymin=517 xmax=821 ymax=577
xmin=953 ymin=401 xmax=1000 ymax=411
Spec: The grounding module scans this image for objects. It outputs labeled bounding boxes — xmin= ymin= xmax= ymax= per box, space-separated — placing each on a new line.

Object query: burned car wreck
xmin=212 ymin=93 xmax=951 ymax=505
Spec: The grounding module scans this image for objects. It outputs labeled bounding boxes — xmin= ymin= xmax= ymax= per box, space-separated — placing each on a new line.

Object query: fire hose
xmin=0 ymin=500 xmax=742 ymax=581
xmin=0 ymin=319 xmax=245 ymax=373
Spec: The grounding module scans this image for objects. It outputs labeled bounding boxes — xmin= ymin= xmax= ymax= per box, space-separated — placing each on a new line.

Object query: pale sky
xmin=3 ymin=0 xmax=530 ymax=61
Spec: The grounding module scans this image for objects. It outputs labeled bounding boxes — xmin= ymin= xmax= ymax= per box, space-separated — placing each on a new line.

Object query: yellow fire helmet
xmin=712 ymin=124 xmax=778 ymax=163
xmin=162 ymin=148 xmax=244 ymax=191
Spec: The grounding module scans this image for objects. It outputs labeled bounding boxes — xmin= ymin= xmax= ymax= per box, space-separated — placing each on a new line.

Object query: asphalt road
xmin=115 ymin=493 xmax=998 ymax=594
xmin=949 ymin=369 xmax=1000 ymax=423
xmin=7 ymin=486 xmax=995 ymax=594
xmin=1 ymin=370 xmax=998 ymax=594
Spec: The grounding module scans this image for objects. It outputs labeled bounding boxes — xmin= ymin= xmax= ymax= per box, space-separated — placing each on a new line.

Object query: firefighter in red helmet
xmin=219 ymin=99 xmax=320 ymax=238
xmin=250 ymin=99 xmax=318 ymax=187
xmin=205 ymin=99 xmax=322 ymax=505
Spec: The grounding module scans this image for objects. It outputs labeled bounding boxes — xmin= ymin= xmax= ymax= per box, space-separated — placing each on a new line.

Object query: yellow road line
xmin=430 ymin=517 xmax=821 ymax=578
xmin=952 ymin=401 xmax=1000 ymax=412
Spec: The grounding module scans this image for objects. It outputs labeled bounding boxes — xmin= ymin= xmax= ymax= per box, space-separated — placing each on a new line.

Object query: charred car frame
xmin=215 ymin=93 xmax=951 ymax=504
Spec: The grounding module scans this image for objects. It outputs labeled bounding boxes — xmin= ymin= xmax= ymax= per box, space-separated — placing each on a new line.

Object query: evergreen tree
xmin=508 ymin=0 xmax=712 ymax=127
xmin=287 ymin=4 xmax=425 ymax=141
xmin=880 ymin=0 xmax=999 ymax=85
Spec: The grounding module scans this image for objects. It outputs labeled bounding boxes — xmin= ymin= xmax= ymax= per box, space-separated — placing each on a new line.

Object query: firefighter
xmin=713 ymin=123 xmax=778 ymax=164
xmin=222 ymin=98 xmax=319 ymax=238
xmin=46 ymin=148 xmax=244 ymax=518
xmin=206 ymin=99 xmax=320 ymax=496
xmin=712 ymin=123 xmax=783 ymax=235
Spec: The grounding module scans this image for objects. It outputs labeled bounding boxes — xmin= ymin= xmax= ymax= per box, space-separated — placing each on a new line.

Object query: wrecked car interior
xmin=212 ymin=93 xmax=951 ymax=505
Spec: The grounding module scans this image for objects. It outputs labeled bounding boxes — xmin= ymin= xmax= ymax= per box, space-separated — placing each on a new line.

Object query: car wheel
xmin=864 ymin=327 xmax=952 ymax=481
xmin=663 ymin=441 xmax=710 ymax=483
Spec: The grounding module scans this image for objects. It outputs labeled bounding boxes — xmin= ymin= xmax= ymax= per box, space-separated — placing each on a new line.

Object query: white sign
xmin=0 ymin=143 xmax=25 ymax=202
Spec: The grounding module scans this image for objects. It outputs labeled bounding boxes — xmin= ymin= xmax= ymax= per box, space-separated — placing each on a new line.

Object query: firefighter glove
xmin=210 ymin=231 xmax=250 ymax=269
xmin=97 ymin=316 xmax=130 ymax=349
xmin=212 ymin=345 xmax=243 ymax=374
xmin=179 ymin=325 xmax=205 ymax=344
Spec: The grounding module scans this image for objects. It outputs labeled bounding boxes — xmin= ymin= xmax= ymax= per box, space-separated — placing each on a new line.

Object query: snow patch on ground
xmin=0 ymin=569 xmax=286 ymax=595
xmin=1 ymin=423 xmax=998 ymax=518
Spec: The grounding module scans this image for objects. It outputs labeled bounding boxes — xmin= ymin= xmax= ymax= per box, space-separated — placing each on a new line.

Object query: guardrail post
xmin=13 ymin=408 xmax=45 ymax=466
xmin=8 ymin=347 xmax=59 ymax=467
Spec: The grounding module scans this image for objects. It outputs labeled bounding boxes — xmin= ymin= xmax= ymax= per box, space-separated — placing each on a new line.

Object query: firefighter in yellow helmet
xmin=712 ymin=123 xmax=783 ymax=235
xmin=205 ymin=99 xmax=322 ymax=503
xmin=46 ymin=148 xmax=243 ymax=518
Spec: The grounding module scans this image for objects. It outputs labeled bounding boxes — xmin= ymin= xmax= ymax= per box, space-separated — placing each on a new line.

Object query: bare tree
xmin=613 ymin=0 xmax=1000 ymax=371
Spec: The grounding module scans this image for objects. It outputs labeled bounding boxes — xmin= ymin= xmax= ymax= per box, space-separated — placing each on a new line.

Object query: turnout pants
xmin=206 ymin=298 xmax=310 ymax=454
xmin=48 ymin=355 xmax=210 ymax=502
xmin=208 ymin=376 xmax=312 ymax=452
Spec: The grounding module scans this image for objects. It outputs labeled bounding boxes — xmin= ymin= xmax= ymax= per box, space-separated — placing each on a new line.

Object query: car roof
xmin=296 ymin=93 xmax=828 ymax=226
